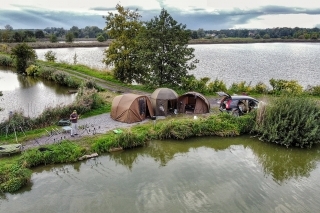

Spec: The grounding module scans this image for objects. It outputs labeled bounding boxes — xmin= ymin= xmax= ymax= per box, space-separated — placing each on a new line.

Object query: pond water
xmin=0 ymin=67 xmax=76 ymax=122
xmin=1 ymin=136 xmax=320 ymax=213
xmin=35 ymin=43 xmax=320 ymax=88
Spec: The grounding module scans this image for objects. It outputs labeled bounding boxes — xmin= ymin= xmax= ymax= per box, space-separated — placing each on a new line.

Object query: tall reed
xmin=253 ymin=96 xmax=320 ymax=148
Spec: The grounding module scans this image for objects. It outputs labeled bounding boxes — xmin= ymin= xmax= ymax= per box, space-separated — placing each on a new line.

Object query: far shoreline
xmin=4 ymin=38 xmax=320 ymax=49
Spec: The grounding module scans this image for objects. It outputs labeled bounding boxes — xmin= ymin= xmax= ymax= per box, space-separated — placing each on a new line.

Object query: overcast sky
xmin=1 ymin=0 xmax=320 ymax=30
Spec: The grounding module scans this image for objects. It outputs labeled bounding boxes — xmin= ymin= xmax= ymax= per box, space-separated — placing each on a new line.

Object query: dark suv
xmin=217 ymin=92 xmax=259 ymax=116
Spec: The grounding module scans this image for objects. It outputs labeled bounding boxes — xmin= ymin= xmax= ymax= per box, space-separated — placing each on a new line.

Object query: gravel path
xmin=21 ymin=98 xmax=220 ymax=150
xmin=22 ymin=113 xmax=158 ymax=150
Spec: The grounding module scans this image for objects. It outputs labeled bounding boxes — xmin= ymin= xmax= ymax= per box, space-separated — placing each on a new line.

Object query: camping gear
xmin=113 ymin=129 xmax=123 ymax=134
xmin=58 ymin=119 xmax=71 ymax=126
xmin=151 ymin=88 xmax=178 ymax=116
xmin=178 ymin=91 xmax=210 ymax=114
xmin=111 ymin=94 xmax=154 ymax=123
xmin=0 ymin=144 xmax=22 ymax=155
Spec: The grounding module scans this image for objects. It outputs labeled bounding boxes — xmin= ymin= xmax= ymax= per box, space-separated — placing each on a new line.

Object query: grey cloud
xmin=90 ymin=7 xmax=115 ymax=11
xmin=90 ymin=4 xmax=146 ymax=12
xmin=0 ymin=9 xmax=105 ymax=29
xmin=1 ymin=4 xmax=320 ymax=30
xmin=261 ymin=5 xmax=320 ymax=15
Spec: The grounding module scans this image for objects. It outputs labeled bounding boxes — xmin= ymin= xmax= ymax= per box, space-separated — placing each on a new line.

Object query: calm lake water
xmin=0 ymin=67 xmax=76 ymax=122
xmin=35 ymin=43 xmax=320 ymax=88
xmin=1 ymin=43 xmax=320 ymax=212
xmin=1 ymin=136 xmax=320 ymax=213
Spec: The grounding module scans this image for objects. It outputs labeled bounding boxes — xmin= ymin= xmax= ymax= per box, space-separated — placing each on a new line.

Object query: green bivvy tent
xmin=150 ymin=88 xmax=178 ymax=116
xmin=177 ymin=91 xmax=210 ymax=114
xmin=111 ymin=94 xmax=154 ymax=123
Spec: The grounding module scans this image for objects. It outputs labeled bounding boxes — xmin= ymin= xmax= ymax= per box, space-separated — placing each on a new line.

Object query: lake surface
xmin=1 ymin=136 xmax=320 ymax=213
xmin=0 ymin=68 xmax=76 ymax=122
xmin=35 ymin=43 xmax=320 ymax=88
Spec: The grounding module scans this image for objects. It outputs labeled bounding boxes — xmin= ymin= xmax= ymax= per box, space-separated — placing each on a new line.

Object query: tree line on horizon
xmin=0 ymin=22 xmax=319 ymax=43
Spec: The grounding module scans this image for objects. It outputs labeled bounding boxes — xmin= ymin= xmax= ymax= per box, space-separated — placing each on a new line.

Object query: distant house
xmin=205 ymin=33 xmax=217 ymax=38
xmin=248 ymin=32 xmax=255 ymax=37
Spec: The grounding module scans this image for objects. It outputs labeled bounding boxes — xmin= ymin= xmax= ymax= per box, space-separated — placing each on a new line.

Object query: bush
xmin=228 ymin=81 xmax=252 ymax=94
xmin=207 ymin=78 xmax=227 ymax=93
xmin=305 ymin=85 xmax=320 ymax=97
xmin=0 ymin=54 xmax=14 ymax=66
xmin=26 ymin=64 xmax=40 ymax=76
xmin=44 ymin=50 xmax=57 ymax=62
xmin=0 ymin=44 xmax=10 ymax=54
xmin=97 ymin=35 xmax=106 ymax=42
xmin=180 ymin=75 xmax=209 ymax=94
xmin=0 ymin=164 xmax=31 ymax=193
xmin=253 ymin=96 xmax=320 ymax=148
xmin=65 ymin=32 xmax=74 ymax=43
xmin=50 ymin=34 xmax=57 ymax=43
xmin=37 ymin=66 xmax=55 ymax=80
xmin=252 ymin=81 xmax=269 ymax=94
xmin=269 ymin=78 xmax=303 ymax=95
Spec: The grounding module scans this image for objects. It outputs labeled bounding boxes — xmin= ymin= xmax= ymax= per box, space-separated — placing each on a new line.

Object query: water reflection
xmin=246 ymin=140 xmax=320 ymax=183
xmin=1 ymin=136 xmax=320 ymax=212
xmin=0 ymin=68 xmax=75 ymax=121
xmin=16 ymin=74 xmax=38 ymax=88
xmin=109 ymin=136 xmax=320 ymax=182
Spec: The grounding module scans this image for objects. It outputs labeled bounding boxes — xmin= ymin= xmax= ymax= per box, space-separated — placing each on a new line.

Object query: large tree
xmin=65 ymin=31 xmax=74 ymax=43
xmin=35 ymin=30 xmax=45 ymax=39
xmin=135 ymin=9 xmax=199 ymax=87
xmin=11 ymin=43 xmax=37 ymax=73
xmin=103 ymin=4 xmax=143 ymax=84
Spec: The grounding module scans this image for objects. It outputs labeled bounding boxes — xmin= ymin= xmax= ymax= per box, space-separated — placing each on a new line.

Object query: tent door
xmin=138 ymin=98 xmax=146 ymax=119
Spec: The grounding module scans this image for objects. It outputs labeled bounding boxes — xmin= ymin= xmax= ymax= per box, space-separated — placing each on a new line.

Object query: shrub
xmin=37 ymin=66 xmax=55 ymax=80
xmin=207 ymin=78 xmax=227 ymax=93
xmin=0 ymin=164 xmax=31 ymax=193
xmin=65 ymin=32 xmax=74 ymax=43
xmin=50 ymin=34 xmax=57 ymax=43
xmin=305 ymin=85 xmax=320 ymax=97
xmin=97 ymin=35 xmax=106 ymax=42
xmin=269 ymin=78 xmax=303 ymax=95
xmin=50 ymin=70 xmax=80 ymax=88
xmin=0 ymin=44 xmax=10 ymax=54
xmin=252 ymin=81 xmax=269 ymax=94
xmin=253 ymin=96 xmax=320 ymax=148
xmin=0 ymin=54 xmax=14 ymax=66
xmin=180 ymin=75 xmax=209 ymax=94
xmin=26 ymin=64 xmax=40 ymax=76
xmin=44 ymin=50 xmax=57 ymax=62
xmin=228 ymin=81 xmax=252 ymax=94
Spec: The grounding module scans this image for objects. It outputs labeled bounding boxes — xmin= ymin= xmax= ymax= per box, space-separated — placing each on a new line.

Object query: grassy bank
xmin=0 ymin=112 xmax=253 ymax=193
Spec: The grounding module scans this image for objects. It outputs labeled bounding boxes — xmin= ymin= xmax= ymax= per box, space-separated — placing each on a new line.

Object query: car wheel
xmin=231 ymin=109 xmax=240 ymax=117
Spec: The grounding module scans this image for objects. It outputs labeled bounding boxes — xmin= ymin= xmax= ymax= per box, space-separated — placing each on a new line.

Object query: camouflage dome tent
xmin=111 ymin=94 xmax=154 ymax=123
xmin=178 ymin=91 xmax=210 ymax=114
xmin=151 ymin=88 xmax=178 ymax=116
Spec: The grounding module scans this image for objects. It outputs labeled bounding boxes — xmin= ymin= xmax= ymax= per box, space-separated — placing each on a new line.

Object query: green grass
xmin=80 ymin=103 xmax=111 ymax=118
